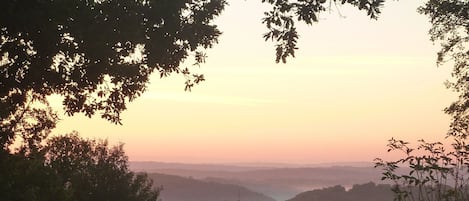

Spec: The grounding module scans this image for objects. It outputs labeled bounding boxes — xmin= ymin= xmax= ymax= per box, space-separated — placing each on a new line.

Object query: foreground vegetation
xmin=374 ymin=0 xmax=469 ymax=200
xmin=0 ymin=133 xmax=159 ymax=201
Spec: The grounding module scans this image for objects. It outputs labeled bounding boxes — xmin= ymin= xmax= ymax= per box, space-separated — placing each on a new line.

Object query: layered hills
xmin=133 ymin=161 xmax=386 ymax=201
xmin=148 ymin=173 xmax=276 ymax=201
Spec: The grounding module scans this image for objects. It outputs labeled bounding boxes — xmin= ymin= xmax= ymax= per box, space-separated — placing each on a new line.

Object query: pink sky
xmin=51 ymin=0 xmax=455 ymax=164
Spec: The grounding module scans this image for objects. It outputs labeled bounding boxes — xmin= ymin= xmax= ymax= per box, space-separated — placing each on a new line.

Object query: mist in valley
xmin=131 ymin=161 xmax=396 ymax=201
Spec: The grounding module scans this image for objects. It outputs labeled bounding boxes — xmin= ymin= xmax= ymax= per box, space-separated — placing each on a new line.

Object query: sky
xmin=51 ymin=0 xmax=456 ymax=164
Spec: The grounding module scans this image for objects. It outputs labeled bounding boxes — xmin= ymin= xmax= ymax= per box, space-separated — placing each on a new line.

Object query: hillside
xmin=287 ymin=182 xmax=393 ymax=201
xmin=143 ymin=166 xmax=387 ymax=201
xmin=148 ymin=173 xmax=276 ymax=201
xmin=131 ymin=162 xmax=395 ymax=201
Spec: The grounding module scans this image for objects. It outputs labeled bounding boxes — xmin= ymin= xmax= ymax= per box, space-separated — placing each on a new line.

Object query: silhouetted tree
xmin=375 ymin=137 xmax=469 ymax=201
xmin=45 ymin=133 xmax=159 ymax=201
xmin=0 ymin=133 xmax=159 ymax=201
xmin=0 ymin=100 xmax=58 ymax=152
xmin=375 ymin=3 xmax=469 ymax=200
xmin=418 ymin=0 xmax=469 ymax=138
xmin=0 ymin=0 xmax=227 ymax=151
xmin=0 ymin=151 xmax=69 ymax=201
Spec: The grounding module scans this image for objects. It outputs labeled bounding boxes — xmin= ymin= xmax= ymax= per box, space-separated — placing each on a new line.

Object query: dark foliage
xmin=375 ymin=137 xmax=469 ymax=201
xmin=0 ymin=1 xmax=226 ymax=137
xmin=417 ymin=0 xmax=469 ymax=138
xmin=0 ymin=152 xmax=69 ymax=201
xmin=0 ymin=133 xmax=159 ymax=201
xmin=261 ymin=0 xmax=385 ymax=63
xmin=45 ymin=133 xmax=159 ymax=201
xmin=0 ymin=0 xmax=227 ymax=152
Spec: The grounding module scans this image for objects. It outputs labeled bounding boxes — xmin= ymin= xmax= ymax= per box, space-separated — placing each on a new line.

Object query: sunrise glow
xmin=51 ymin=0 xmax=454 ymax=164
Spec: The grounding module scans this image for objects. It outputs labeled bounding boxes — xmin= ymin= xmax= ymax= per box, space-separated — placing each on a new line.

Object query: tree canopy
xmin=0 ymin=0 xmax=227 ymax=150
xmin=418 ymin=0 xmax=469 ymax=138
xmin=45 ymin=133 xmax=159 ymax=201
xmin=0 ymin=0 xmax=226 ymax=124
xmin=0 ymin=133 xmax=159 ymax=201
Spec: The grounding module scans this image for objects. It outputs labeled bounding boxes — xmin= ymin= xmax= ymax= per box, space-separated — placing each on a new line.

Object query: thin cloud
xmin=142 ymin=92 xmax=277 ymax=106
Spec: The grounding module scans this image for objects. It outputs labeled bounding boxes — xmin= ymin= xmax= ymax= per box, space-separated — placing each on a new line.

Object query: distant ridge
xmin=148 ymin=173 xmax=277 ymax=201
xmin=130 ymin=161 xmax=375 ymax=172
xmin=132 ymin=161 xmax=387 ymax=201
xmin=130 ymin=161 xmax=271 ymax=172
xmin=287 ymin=182 xmax=393 ymax=201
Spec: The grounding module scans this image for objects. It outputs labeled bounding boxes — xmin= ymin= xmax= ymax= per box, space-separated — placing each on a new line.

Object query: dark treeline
xmin=0 ymin=133 xmax=159 ymax=201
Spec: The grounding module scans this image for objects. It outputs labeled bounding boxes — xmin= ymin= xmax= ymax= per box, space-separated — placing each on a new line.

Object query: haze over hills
xmin=130 ymin=161 xmax=375 ymax=171
xmin=148 ymin=173 xmax=276 ymax=201
xmin=131 ymin=161 xmax=271 ymax=172
xmin=131 ymin=161 xmax=389 ymax=201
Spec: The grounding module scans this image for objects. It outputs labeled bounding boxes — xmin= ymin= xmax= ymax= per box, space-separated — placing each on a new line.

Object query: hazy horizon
xmin=128 ymin=160 xmax=375 ymax=167
xmin=129 ymin=161 xmax=391 ymax=201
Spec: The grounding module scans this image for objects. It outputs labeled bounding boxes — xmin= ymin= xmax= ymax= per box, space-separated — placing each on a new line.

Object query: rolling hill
xmin=134 ymin=162 xmax=387 ymax=201
xmin=148 ymin=173 xmax=276 ymax=201
xmin=287 ymin=182 xmax=393 ymax=201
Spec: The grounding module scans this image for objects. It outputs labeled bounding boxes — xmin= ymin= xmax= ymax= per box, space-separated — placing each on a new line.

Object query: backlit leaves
xmin=261 ymin=0 xmax=385 ymax=63
xmin=418 ymin=0 xmax=469 ymax=138
xmin=0 ymin=0 xmax=227 ymax=135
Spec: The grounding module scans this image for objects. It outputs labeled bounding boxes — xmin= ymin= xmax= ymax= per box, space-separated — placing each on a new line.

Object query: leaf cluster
xmin=0 ymin=91 xmax=58 ymax=152
xmin=0 ymin=0 xmax=227 ymax=128
xmin=261 ymin=0 xmax=385 ymax=63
